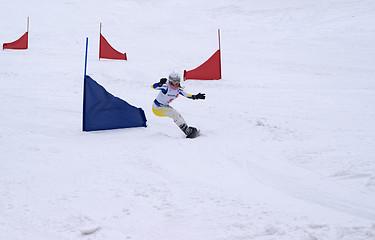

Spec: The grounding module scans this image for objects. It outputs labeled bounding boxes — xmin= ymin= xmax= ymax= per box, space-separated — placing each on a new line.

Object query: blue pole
xmin=83 ymin=37 xmax=88 ymax=131
xmin=84 ymin=37 xmax=88 ymax=77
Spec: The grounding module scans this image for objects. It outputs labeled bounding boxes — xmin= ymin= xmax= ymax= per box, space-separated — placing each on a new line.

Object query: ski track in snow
xmin=1 ymin=0 xmax=375 ymax=239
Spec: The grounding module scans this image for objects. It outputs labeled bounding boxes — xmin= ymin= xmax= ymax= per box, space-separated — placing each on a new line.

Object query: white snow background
xmin=1 ymin=0 xmax=375 ymax=239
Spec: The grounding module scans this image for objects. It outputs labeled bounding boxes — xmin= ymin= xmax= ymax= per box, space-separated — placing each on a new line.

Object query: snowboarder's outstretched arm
xmin=179 ymin=90 xmax=206 ymax=100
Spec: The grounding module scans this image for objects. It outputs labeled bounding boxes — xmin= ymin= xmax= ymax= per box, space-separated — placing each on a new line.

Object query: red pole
xmin=27 ymin=17 xmax=30 ymax=49
xmin=218 ymin=29 xmax=222 ymax=79
xmin=218 ymin=29 xmax=221 ymax=50
xmin=99 ymin=23 xmax=102 ymax=60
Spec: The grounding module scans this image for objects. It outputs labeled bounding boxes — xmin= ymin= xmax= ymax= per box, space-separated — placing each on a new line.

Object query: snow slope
xmin=1 ymin=0 xmax=375 ymax=239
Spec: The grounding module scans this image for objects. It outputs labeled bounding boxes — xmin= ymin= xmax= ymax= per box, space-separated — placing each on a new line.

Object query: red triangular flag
xmin=99 ymin=34 xmax=127 ymax=60
xmin=3 ymin=32 xmax=28 ymax=50
xmin=184 ymin=50 xmax=221 ymax=80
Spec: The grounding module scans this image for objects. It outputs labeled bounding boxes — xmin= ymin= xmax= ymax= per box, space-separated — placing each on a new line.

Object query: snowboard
xmin=186 ymin=127 xmax=200 ymax=139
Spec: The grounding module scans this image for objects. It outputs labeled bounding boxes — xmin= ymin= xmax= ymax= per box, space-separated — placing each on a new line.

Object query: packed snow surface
xmin=1 ymin=0 xmax=375 ymax=239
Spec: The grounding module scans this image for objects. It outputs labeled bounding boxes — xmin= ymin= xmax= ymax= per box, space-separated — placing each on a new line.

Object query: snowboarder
xmin=152 ymin=72 xmax=205 ymax=138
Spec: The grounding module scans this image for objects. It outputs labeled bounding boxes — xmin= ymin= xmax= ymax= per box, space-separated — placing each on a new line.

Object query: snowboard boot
xmin=179 ymin=123 xmax=199 ymax=138
xmin=179 ymin=123 xmax=192 ymax=136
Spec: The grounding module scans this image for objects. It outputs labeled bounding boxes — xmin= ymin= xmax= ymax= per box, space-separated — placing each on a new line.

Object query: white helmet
xmin=168 ymin=72 xmax=181 ymax=89
xmin=169 ymin=72 xmax=181 ymax=83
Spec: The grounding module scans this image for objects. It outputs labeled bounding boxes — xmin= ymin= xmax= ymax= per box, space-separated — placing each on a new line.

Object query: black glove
xmin=157 ymin=78 xmax=167 ymax=87
xmin=193 ymin=93 xmax=205 ymax=100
